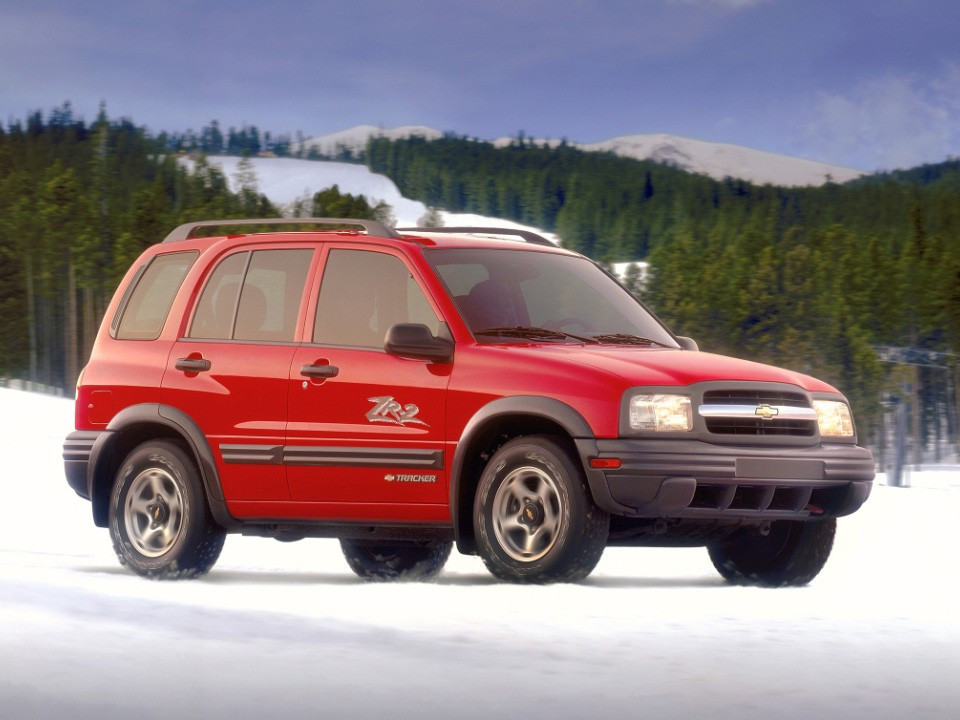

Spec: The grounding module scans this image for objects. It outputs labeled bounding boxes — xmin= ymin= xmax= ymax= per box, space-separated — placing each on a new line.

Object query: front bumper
xmin=576 ymin=438 xmax=875 ymax=520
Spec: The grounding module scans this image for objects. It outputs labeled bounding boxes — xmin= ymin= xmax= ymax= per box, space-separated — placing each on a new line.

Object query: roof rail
xmin=397 ymin=226 xmax=556 ymax=247
xmin=162 ymin=217 xmax=401 ymax=243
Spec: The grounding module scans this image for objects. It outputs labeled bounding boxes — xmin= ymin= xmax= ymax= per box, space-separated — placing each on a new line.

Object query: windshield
xmin=424 ymin=247 xmax=678 ymax=347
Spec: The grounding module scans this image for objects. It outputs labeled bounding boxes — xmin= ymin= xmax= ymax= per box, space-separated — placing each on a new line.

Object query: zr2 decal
xmin=365 ymin=396 xmax=428 ymax=427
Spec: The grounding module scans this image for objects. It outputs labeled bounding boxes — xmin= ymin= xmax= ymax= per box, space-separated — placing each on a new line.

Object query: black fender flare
xmin=449 ymin=396 xmax=615 ymax=551
xmin=89 ymin=403 xmax=238 ymax=530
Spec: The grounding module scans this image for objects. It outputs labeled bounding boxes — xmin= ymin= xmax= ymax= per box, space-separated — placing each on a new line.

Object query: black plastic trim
xmin=285 ymin=446 xmax=443 ymax=468
xmin=585 ymin=437 xmax=875 ymax=519
xmin=383 ymin=323 xmax=454 ymax=362
xmin=163 ymin=217 xmax=400 ymax=243
xmin=449 ymin=396 xmax=594 ymax=550
xmin=220 ymin=444 xmax=444 ymax=469
xmin=238 ymin=521 xmax=454 ymax=543
xmin=63 ymin=430 xmax=102 ymax=498
xmin=88 ymin=403 xmax=239 ymax=530
xmin=220 ymin=444 xmax=284 ymax=465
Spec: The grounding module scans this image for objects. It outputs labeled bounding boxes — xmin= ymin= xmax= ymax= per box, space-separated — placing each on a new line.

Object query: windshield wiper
xmin=474 ymin=326 xmax=600 ymax=344
xmin=590 ymin=333 xmax=673 ymax=347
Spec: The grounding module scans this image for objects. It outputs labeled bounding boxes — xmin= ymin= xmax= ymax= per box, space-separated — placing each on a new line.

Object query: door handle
xmin=175 ymin=357 xmax=212 ymax=373
xmin=300 ymin=363 xmax=339 ymax=379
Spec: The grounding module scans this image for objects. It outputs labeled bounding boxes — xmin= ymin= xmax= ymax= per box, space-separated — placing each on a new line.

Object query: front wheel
xmin=108 ymin=440 xmax=225 ymax=579
xmin=340 ymin=539 xmax=452 ymax=581
xmin=707 ymin=518 xmax=836 ymax=587
xmin=474 ymin=435 xmax=609 ymax=583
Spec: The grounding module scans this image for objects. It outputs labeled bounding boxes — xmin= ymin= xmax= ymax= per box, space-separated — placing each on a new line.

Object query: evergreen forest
xmin=0 ymin=105 xmax=283 ymax=394
xmin=368 ymin=135 xmax=960 ymax=458
xmin=3 ymin=106 xmax=960 ymax=461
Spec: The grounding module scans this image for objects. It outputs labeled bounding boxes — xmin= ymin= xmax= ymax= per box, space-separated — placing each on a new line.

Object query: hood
xmin=499 ymin=344 xmax=840 ymax=394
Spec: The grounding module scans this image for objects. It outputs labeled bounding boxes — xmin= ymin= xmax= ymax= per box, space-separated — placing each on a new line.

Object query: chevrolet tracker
xmin=63 ymin=219 xmax=875 ymax=585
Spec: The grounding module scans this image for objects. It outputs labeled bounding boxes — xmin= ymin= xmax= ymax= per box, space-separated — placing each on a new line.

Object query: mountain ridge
xmin=296 ymin=125 xmax=862 ymax=187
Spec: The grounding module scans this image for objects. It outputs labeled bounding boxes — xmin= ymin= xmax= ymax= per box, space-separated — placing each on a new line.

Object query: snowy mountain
xmin=294 ymin=124 xmax=442 ymax=158
xmin=298 ymin=125 xmax=863 ymax=187
xmin=579 ymin=134 xmax=863 ymax=186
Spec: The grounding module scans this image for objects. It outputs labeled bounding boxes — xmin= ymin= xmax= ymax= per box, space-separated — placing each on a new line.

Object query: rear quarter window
xmin=113 ymin=251 xmax=198 ymax=340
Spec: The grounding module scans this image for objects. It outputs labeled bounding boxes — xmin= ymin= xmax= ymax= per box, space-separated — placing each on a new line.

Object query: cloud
xmin=802 ymin=65 xmax=960 ymax=170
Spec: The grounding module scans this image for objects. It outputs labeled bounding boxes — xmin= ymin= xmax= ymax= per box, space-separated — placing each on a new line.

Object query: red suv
xmin=64 ymin=219 xmax=874 ymax=585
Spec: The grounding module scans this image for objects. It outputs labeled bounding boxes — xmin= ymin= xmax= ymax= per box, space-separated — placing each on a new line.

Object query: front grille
xmin=703 ymin=390 xmax=809 ymax=407
xmin=704 ymin=417 xmax=816 ymax=437
xmin=701 ymin=389 xmax=817 ymax=437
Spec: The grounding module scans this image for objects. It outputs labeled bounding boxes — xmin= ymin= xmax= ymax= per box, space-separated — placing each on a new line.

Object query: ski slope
xmin=198 ymin=155 xmax=559 ymax=243
xmin=1 ymin=387 xmax=958 ymax=719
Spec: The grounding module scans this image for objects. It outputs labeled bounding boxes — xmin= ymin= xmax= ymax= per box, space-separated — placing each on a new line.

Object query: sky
xmin=2 ymin=0 xmax=960 ymax=172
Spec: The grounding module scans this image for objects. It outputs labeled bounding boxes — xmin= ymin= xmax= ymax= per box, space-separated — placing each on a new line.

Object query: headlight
xmin=814 ymin=400 xmax=854 ymax=438
xmin=629 ymin=394 xmax=692 ymax=432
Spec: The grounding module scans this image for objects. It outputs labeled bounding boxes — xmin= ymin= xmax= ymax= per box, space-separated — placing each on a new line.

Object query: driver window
xmin=314 ymin=249 xmax=440 ymax=348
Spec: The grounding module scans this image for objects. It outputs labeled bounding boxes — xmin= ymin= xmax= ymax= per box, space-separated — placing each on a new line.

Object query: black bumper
xmin=63 ymin=430 xmax=104 ymax=499
xmin=576 ymin=438 xmax=875 ymax=520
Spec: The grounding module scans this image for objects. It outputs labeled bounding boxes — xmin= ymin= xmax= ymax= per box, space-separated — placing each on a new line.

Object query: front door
xmin=286 ymin=245 xmax=451 ymax=522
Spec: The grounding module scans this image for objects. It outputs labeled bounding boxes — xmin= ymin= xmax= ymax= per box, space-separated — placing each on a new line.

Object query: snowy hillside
xmin=200 ymin=155 xmax=428 ymax=224
xmin=2 ymin=386 xmax=959 ymax=719
xmin=295 ymin=124 xmax=442 ymax=158
xmin=197 ymin=155 xmax=560 ymax=242
xmin=298 ymin=125 xmax=863 ymax=187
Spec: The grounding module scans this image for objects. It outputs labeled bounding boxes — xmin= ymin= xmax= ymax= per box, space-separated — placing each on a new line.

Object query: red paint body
xmin=68 ymin=227 xmax=873 ymax=535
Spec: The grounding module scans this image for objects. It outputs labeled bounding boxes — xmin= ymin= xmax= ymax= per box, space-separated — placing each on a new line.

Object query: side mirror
xmin=676 ymin=336 xmax=699 ymax=351
xmin=384 ymin=323 xmax=454 ymax=362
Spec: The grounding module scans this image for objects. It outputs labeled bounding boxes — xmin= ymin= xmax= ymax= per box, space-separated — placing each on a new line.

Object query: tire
xmin=707 ymin=518 xmax=836 ymax=587
xmin=340 ymin=539 xmax=452 ymax=581
xmin=108 ymin=440 xmax=225 ymax=579
xmin=473 ymin=435 xmax=609 ymax=584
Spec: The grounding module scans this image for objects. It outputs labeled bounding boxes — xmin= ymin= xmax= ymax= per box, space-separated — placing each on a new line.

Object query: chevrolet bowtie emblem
xmin=755 ymin=404 xmax=779 ymax=420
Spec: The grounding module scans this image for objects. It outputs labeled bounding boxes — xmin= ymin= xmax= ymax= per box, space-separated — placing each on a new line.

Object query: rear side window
xmin=189 ymin=248 xmax=313 ymax=342
xmin=114 ymin=251 xmax=198 ymax=340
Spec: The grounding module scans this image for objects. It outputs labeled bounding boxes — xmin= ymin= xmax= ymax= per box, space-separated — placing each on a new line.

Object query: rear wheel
xmin=474 ymin=435 xmax=609 ymax=583
xmin=108 ymin=440 xmax=225 ymax=579
xmin=340 ymin=539 xmax=452 ymax=581
xmin=708 ymin=518 xmax=836 ymax=587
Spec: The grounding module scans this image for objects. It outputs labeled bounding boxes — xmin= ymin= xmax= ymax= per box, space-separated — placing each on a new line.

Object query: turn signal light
xmin=589 ymin=458 xmax=622 ymax=469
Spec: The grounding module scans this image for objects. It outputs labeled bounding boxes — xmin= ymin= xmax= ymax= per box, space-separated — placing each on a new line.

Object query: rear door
xmin=286 ymin=244 xmax=452 ymax=522
xmin=162 ymin=244 xmax=317 ymax=509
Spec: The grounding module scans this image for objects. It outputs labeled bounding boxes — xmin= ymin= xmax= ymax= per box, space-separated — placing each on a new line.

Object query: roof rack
xmin=162 ymin=217 xmax=401 ymax=243
xmin=397 ymin=226 xmax=556 ymax=247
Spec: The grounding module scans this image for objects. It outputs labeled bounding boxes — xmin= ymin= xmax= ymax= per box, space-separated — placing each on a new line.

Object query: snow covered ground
xmin=2 ymin=387 xmax=958 ymax=719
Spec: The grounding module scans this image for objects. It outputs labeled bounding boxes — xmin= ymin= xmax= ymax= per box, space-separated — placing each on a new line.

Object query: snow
xmin=581 ymin=133 xmax=865 ymax=187
xmin=188 ymin=155 xmax=562 ymax=242
xmin=294 ymin=124 xmax=442 ymax=158
xmin=192 ymin=156 xmax=431 ymax=226
xmin=2 ymin=387 xmax=958 ymax=719
xmin=298 ymin=124 xmax=863 ymax=187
